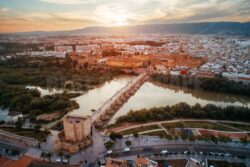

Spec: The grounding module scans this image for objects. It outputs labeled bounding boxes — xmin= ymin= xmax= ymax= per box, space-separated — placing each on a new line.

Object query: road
xmin=108 ymin=144 xmax=250 ymax=158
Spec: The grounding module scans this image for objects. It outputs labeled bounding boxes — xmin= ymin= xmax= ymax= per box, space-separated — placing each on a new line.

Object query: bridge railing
xmin=91 ymin=73 xmax=147 ymax=122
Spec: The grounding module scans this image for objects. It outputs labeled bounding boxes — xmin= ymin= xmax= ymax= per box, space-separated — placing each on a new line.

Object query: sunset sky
xmin=0 ymin=0 xmax=250 ymax=33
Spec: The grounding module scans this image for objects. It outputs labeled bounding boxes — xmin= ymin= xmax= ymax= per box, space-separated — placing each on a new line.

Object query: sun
xmin=94 ymin=6 xmax=130 ymax=27
xmin=113 ymin=14 xmax=128 ymax=26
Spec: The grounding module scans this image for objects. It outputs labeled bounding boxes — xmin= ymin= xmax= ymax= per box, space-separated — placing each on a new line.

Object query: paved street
xmin=20 ymin=127 xmax=250 ymax=166
xmin=40 ymin=130 xmax=59 ymax=152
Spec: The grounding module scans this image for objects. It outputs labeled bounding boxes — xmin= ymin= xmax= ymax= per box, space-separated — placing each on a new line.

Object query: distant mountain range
xmin=2 ymin=22 xmax=250 ymax=36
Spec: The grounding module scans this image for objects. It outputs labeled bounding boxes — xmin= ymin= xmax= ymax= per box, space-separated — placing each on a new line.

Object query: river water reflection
xmin=7 ymin=75 xmax=249 ymax=123
xmin=71 ymin=75 xmax=137 ymax=116
xmin=109 ymin=80 xmax=250 ymax=123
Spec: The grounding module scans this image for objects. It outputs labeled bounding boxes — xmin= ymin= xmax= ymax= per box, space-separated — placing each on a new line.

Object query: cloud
xmin=140 ymin=0 xmax=250 ymax=23
xmin=1 ymin=0 xmax=250 ymax=32
xmin=0 ymin=7 xmax=9 ymax=12
xmin=39 ymin=0 xmax=95 ymax=5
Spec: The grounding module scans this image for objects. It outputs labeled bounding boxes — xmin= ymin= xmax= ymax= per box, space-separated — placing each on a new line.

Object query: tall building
xmin=63 ymin=115 xmax=91 ymax=142
xmin=55 ymin=114 xmax=92 ymax=153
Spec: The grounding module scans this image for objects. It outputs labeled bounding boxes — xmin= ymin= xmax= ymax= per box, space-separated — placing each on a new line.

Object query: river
xmin=4 ymin=75 xmax=249 ymax=123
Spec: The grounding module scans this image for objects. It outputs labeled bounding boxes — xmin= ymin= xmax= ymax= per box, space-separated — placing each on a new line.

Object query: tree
xmin=125 ymin=140 xmax=132 ymax=146
xmin=58 ymin=152 xmax=63 ymax=163
xmin=104 ymin=140 xmax=114 ymax=149
xmin=97 ymin=160 xmax=101 ymax=167
xmin=15 ymin=117 xmax=23 ymax=131
xmin=109 ymin=132 xmax=123 ymax=141
xmin=65 ymin=154 xmax=71 ymax=164
xmin=46 ymin=152 xmax=51 ymax=162
xmin=34 ymin=124 xmax=41 ymax=130
xmin=41 ymin=152 xmax=46 ymax=161
xmin=133 ymin=132 xmax=139 ymax=138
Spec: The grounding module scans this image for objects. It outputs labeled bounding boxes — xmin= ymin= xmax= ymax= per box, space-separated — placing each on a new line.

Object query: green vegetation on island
xmin=0 ymin=82 xmax=79 ymax=122
xmin=0 ymin=56 xmax=121 ymax=122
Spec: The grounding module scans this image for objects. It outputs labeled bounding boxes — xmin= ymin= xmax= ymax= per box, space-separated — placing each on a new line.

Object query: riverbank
xmin=151 ymin=73 xmax=250 ymax=97
xmin=114 ymin=102 xmax=250 ymax=124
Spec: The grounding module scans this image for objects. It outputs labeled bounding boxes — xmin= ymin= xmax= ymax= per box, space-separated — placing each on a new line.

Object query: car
xmin=224 ymin=153 xmax=231 ymax=157
xmin=55 ymin=158 xmax=61 ymax=163
xmin=183 ymin=151 xmax=190 ymax=154
xmin=199 ymin=151 xmax=203 ymax=155
xmin=209 ymin=152 xmax=215 ymax=156
xmin=106 ymin=150 xmax=113 ymax=155
xmin=122 ymin=147 xmax=130 ymax=153
xmin=62 ymin=158 xmax=69 ymax=164
xmin=160 ymin=150 xmax=168 ymax=155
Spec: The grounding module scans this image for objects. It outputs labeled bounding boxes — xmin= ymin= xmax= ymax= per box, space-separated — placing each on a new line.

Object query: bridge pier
xmin=120 ymin=94 xmax=127 ymax=101
xmin=106 ymin=108 xmax=116 ymax=114
xmin=100 ymin=114 xmax=110 ymax=121
xmin=124 ymin=92 xmax=130 ymax=97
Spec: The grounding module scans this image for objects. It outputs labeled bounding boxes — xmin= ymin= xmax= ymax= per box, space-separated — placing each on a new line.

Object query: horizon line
xmin=1 ymin=21 xmax=249 ymax=34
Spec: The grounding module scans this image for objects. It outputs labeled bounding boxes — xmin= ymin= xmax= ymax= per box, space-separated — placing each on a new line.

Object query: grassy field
xmin=119 ymin=124 xmax=161 ymax=135
xmin=161 ymin=121 xmax=237 ymax=131
xmin=161 ymin=122 xmax=185 ymax=129
xmin=142 ymin=130 xmax=168 ymax=138
xmin=219 ymin=122 xmax=250 ymax=131
xmin=184 ymin=121 xmax=237 ymax=131
xmin=118 ymin=120 xmax=243 ymax=136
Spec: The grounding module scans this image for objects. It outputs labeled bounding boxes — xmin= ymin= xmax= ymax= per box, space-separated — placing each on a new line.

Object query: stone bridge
xmin=91 ymin=73 xmax=149 ymax=127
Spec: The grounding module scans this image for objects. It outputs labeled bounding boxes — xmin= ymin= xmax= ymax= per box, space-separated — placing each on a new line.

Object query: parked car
xmin=160 ymin=150 xmax=168 ymax=155
xmin=122 ymin=147 xmax=130 ymax=153
xmin=62 ymin=158 xmax=69 ymax=164
xmin=106 ymin=150 xmax=113 ymax=155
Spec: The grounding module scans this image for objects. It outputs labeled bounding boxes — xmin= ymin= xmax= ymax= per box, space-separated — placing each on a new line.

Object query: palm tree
xmin=41 ymin=152 xmax=45 ymax=161
xmin=46 ymin=152 xmax=51 ymax=162
xmin=65 ymin=154 xmax=71 ymax=164
xmin=58 ymin=152 xmax=63 ymax=163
